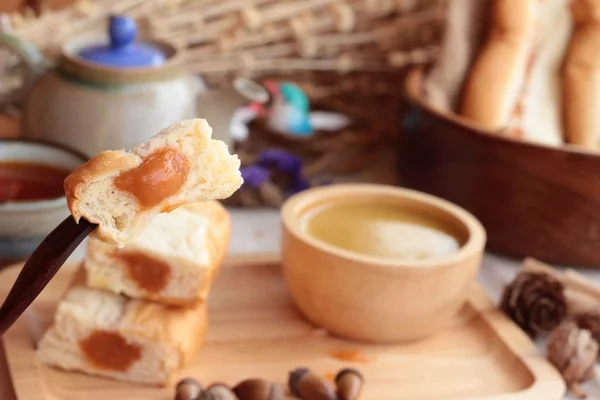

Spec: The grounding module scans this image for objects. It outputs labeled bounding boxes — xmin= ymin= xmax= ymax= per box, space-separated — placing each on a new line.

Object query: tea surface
xmin=303 ymin=203 xmax=461 ymax=260
xmin=0 ymin=162 xmax=70 ymax=202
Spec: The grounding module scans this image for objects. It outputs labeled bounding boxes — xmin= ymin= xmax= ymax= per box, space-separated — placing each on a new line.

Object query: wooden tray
xmin=0 ymin=254 xmax=565 ymax=400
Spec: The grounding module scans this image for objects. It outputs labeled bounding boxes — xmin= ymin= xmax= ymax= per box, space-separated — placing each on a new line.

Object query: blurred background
xmin=0 ymin=0 xmax=443 ymax=264
xmin=3 ymin=0 xmax=600 ymax=268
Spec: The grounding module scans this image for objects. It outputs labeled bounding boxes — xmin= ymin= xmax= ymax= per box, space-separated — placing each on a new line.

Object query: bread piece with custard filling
xmin=64 ymin=118 xmax=242 ymax=245
xmin=37 ymin=268 xmax=208 ymax=386
xmin=84 ymin=201 xmax=230 ymax=306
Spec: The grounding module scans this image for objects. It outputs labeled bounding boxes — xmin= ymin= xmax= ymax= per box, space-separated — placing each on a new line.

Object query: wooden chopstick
xmin=0 ymin=216 xmax=96 ymax=335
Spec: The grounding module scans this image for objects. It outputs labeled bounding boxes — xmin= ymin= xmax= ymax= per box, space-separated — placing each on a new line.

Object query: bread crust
xmin=64 ymin=151 xmax=140 ymax=224
xmin=84 ymin=201 xmax=230 ymax=306
xmin=460 ymin=0 xmax=537 ymax=130
xmin=424 ymin=0 xmax=492 ymax=112
xmin=562 ymin=0 xmax=600 ymax=149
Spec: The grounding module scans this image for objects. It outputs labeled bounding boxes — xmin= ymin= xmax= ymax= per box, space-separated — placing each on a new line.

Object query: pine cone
xmin=575 ymin=312 xmax=600 ymax=358
xmin=500 ymin=272 xmax=566 ymax=337
xmin=547 ymin=321 xmax=598 ymax=399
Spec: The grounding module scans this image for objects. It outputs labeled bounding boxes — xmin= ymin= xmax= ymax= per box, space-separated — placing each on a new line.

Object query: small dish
xmin=0 ymin=139 xmax=87 ymax=261
xmin=281 ymin=183 xmax=486 ymax=343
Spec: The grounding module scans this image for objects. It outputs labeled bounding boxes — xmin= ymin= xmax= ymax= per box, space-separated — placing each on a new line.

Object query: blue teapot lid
xmin=77 ymin=15 xmax=166 ymax=68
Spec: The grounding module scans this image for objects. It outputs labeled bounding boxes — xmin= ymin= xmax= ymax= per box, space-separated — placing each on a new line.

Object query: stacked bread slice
xmin=37 ymin=201 xmax=231 ymax=386
xmin=36 ymin=119 xmax=242 ymax=386
xmin=84 ymin=201 xmax=230 ymax=306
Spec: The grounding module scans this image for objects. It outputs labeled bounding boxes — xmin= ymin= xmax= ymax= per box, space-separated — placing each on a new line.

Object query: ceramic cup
xmin=281 ymin=184 xmax=486 ymax=343
xmin=0 ymin=139 xmax=87 ymax=261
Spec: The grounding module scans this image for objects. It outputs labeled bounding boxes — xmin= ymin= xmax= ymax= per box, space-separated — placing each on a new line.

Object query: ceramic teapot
xmin=22 ymin=16 xmax=198 ymax=157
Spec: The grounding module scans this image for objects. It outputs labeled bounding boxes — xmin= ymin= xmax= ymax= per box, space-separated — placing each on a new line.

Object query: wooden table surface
xmin=1 ymin=207 xmax=599 ymax=400
xmin=0 ymin=345 xmax=15 ymax=399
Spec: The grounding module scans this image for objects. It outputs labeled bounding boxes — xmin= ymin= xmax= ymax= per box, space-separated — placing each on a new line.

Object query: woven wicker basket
xmin=8 ymin=0 xmax=446 ymax=79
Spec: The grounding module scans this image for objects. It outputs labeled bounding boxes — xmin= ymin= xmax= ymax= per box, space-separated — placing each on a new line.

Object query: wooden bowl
xmin=400 ymin=68 xmax=600 ymax=267
xmin=280 ymin=184 xmax=486 ymax=343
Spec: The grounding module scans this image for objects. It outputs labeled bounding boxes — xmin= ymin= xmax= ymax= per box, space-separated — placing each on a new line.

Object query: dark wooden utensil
xmin=0 ymin=216 xmax=96 ymax=335
xmin=400 ymin=68 xmax=600 ymax=267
